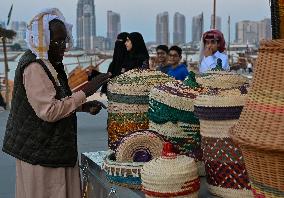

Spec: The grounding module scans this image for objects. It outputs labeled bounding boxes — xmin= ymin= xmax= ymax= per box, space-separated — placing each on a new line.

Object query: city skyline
xmin=0 ymin=0 xmax=271 ymax=42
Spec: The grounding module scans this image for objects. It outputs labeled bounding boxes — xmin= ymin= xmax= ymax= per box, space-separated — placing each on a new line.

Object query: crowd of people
xmin=1 ymin=7 xmax=231 ymax=198
xmin=103 ymin=29 xmax=229 ymax=84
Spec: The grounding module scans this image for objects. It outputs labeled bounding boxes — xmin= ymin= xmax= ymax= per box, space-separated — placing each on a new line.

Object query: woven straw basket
xmin=230 ymin=39 xmax=284 ymax=198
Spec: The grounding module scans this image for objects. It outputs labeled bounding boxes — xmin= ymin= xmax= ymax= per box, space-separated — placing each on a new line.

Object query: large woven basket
xmin=107 ymin=69 xmax=172 ymax=150
xmin=230 ymin=39 xmax=284 ymax=198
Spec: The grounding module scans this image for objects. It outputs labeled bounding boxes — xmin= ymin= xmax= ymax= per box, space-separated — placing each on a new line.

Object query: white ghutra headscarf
xmin=25 ymin=8 xmax=73 ymax=60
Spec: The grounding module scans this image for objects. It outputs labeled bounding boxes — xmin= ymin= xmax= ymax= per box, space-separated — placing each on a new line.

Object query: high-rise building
xmin=107 ymin=10 xmax=121 ymax=48
xmin=10 ymin=21 xmax=27 ymax=48
xmin=192 ymin=13 xmax=204 ymax=43
xmin=211 ymin=15 xmax=222 ymax=31
xmin=235 ymin=19 xmax=272 ymax=44
xmin=173 ymin=12 xmax=186 ymax=45
xmin=156 ymin=12 xmax=169 ymax=45
xmin=235 ymin=20 xmax=259 ymax=44
xmin=258 ymin=18 xmax=272 ymax=40
xmin=76 ymin=0 xmax=96 ymax=51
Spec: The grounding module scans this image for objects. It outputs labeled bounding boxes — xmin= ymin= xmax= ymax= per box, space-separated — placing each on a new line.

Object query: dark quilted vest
xmin=2 ymin=50 xmax=77 ymax=167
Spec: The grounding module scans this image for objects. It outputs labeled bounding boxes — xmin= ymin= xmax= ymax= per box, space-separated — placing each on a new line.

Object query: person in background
xmin=155 ymin=45 xmax=170 ymax=74
xmin=2 ymin=8 xmax=110 ymax=198
xmin=123 ymin=32 xmax=149 ymax=72
xmin=101 ymin=32 xmax=129 ymax=95
xmin=167 ymin=45 xmax=189 ymax=81
xmin=247 ymin=59 xmax=253 ymax=73
xmin=199 ymin=29 xmax=229 ymax=73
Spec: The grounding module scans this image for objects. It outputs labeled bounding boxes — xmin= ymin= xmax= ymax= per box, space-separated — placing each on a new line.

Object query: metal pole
xmin=213 ymin=0 xmax=216 ymax=29
xmin=2 ymin=37 xmax=9 ymax=109
xmin=228 ymin=15 xmax=231 ymax=64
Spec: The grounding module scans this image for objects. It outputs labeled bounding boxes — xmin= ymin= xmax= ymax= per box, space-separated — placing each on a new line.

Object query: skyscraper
xmin=211 ymin=15 xmax=222 ymax=31
xmin=76 ymin=0 xmax=96 ymax=51
xmin=235 ymin=20 xmax=258 ymax=44
xmin=107 ymin=11 xmax=121 ymax=48
xmin=192 ymin=13 xmax=204 ymax=43
xmin=235 ymin=19 xmax=272 ymax=44
xmin=10 ymin=21 xmax=27 ymax=48
xmin=258 ymin=18 xmax=272 ymax=40
xmin=173 ymin=12 xmax=186 ymax=45
xmin=156 ymin=12 xmax=169 ymax=45
xmin=11 ymin=21 xmax=26 ymax=41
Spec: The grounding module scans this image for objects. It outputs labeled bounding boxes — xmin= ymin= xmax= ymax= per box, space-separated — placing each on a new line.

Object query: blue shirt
xmin=157 ymin=64 xmax=171 ymax=74
xmin=200 ymin=51 xmax=229 ymax=73
xmin=167 ymin=64 xmax=189 ymax=81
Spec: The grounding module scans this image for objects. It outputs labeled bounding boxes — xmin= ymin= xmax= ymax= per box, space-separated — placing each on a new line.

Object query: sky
xmin=0 ymin=0 xmax=271 ymax=43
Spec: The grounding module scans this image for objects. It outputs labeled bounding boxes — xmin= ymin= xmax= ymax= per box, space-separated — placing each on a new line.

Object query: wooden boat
xmin=68 ymin=59 xmax=107 ymax=92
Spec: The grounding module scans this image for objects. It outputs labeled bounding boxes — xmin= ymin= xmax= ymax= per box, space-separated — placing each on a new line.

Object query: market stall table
xmin=80 ymin=151 xmax=216 ymax=198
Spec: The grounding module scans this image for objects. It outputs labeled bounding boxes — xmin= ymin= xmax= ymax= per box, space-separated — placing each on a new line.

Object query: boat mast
xmin=228 ymin=15 xmax=231 ymax=64
xmin=212 ymin=0 xmax=216 ymax=29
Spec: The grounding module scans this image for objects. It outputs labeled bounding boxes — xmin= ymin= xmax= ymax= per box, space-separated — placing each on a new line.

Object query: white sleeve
xmin=221 ymin=54 xmax=230 ymax=71
xmin=199 ymin=56 xmax=215 ymax=73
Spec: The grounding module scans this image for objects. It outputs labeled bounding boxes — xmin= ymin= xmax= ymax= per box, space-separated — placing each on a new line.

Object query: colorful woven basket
xmin=107 ymin=69 xmax=172 ymax=150
xmin=196 ymin=71 xmax=247 ymax=89
xmin=230 ymin=39 xmax=284 ymax=198
xmin=141 ymin=143 xmax=200 ymax=198
xmin=148 ymin=73 xmax=207 ymax=176
xmin=102 ymin=151 xmax=144 ymax=190
xmin=194 ymin=72 xmax=253 ymax=198
xmin=116 ymin=130 xmax=164 ymax=163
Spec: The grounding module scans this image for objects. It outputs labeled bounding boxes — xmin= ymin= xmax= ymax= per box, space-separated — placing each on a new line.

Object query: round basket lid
xmin=116 ymin=130 xmax=164 ymax=163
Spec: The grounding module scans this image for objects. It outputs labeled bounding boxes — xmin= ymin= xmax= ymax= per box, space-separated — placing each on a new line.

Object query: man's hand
xmin=82 ymin=100 xmax=107 ymax=115
xmin=82 ymin=73 xmax=111 ymax=97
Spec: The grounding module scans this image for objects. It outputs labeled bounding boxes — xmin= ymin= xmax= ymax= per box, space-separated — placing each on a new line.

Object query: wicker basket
xmin=230 ymin=39 xmax=284 ymax=198
xmin=141 ymin=143 xmax=200 ymax=198
xmin=116 ymin=130 xmax=164 ymax=163
xmin=102 ymin=151 xmax=144 ymax=190
xmin=194 ymin=72 xmax=253 ymax=198
xmin=107 ymin=69 xmax=172 ymax=150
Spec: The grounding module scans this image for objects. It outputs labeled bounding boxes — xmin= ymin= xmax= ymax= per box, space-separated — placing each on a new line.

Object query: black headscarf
xmin=107 ymin=32 xmax=129 ymax=76
xmin=101 ymin=32 xmax=129 ymax=94
xmin=123 ymin=32 xmax=149 ymax=71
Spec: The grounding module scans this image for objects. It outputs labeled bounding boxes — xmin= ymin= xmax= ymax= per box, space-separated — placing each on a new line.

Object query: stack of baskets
xmin=148 ymin=72 xmax=207 ymax=175
xmin=194 ymin=72 xmax=253 ymax=197
xmin=107 ymin=69 xmax=172 ymax=150
xmin=230 ymin=39 xmax=284 ymax=198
